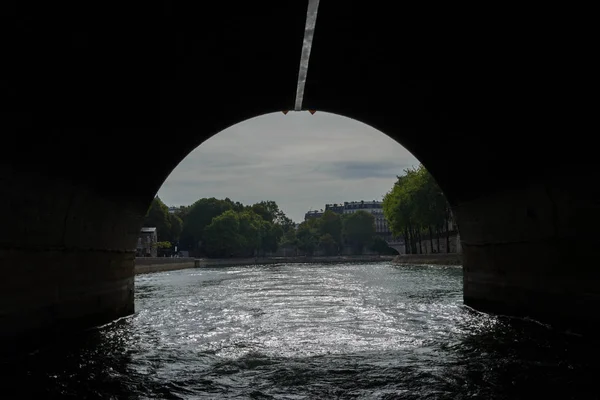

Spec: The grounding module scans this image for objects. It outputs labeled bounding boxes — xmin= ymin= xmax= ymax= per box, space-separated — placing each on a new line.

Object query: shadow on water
xmin=436 ymin=311 xmax=600 ymax=400
xmin=2 ymin=263 xmax=599 ymax=399
xmin=2 ymin=316 xmax=599 ymax=399
xmin=1 ymin=323 xmax=206 ymax=400
xmin=0 ymin=319 xmax=142 ymax=399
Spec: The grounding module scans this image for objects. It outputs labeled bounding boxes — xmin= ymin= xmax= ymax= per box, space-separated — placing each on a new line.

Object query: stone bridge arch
xmin=2 ymin=1 xmax=598 ymax=345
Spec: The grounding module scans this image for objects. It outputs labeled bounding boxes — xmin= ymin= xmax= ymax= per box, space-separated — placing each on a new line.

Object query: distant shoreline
xmin=134 ymin=255 xmax=397 ymax=274
xmin=393 ymin=253 xmax=462 ymax=266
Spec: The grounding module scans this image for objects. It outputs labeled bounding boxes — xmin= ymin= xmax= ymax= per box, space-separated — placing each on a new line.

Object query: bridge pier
xmin=0 ymin=171 xmax=140 ymax=346
xmin=457 ymin=175 xmax=600 ymax=333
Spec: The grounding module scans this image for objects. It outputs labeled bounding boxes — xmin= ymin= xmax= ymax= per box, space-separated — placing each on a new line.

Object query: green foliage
xmin=179 ymin=197 xmax=236 ymax=251
xmin=319 ymin=233 xmax=337 ymax=256
xmin=251 ymin=200 xmax=295 ymax=233
xmin=342 ymin=211 xmax=376 ymax=254
xmin=158 ymin=194 xmax=430 ymax=258
xmin=383 ymin=170 xmax=417 ymax=237
xmin=251 ymin=201 xmax=277 ymax=223
xmin=283 ymin=208 xmax=380 ymax=256
xmin=296 ymin=219 xmax=320 ymax=256
xmin=154 ymin=241 xmax=172 ymax=249
xmin=173 ymin=205 xmax=190 ymax=220
xmin=262 ymin=222 xmax=284 ymax=254
xmin=370 ymin=236 xmax=399 ymax=255
xmin=319 ymin=210 xmax=342 ymax=246
xmin=198 ymin=202 xmax=291 ymax=257
xmin=280 ymin=227 xmax=298 ymax=248
xmin=278 ymin=214 xmax=296 ymax=234
xmin=168 ymin=213 xmax=183 ymax=243
xmin=203 ymin=210 xmax=242 ymax=257
xmin=382 ymin=164 xmax=451 ymax=253
xmin=237 ymin=210 xmax=264 ymax=255
xmin=143 ymin=197 xmax=171 ymax=242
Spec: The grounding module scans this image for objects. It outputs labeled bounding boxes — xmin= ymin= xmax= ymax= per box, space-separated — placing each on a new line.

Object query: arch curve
xmin=2 ymin=1 xmax=598 ymax=345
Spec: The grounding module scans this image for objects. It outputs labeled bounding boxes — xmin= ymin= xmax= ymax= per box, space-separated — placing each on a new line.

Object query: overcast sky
xmin=157 ymin=112 xmax=419 ymax=222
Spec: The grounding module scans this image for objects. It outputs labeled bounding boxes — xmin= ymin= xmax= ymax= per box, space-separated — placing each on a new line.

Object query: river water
xmin=2 ymin=262 xmax=598 ymax=399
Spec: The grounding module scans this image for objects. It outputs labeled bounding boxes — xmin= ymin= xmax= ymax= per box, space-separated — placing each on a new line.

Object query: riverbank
xmin=134 ymin=258 xmax=197 ymax=274
xmin=134 ymin=255 xmax=396 ymax=274
xmin=393 ymin=253 xmax=462 ymax=266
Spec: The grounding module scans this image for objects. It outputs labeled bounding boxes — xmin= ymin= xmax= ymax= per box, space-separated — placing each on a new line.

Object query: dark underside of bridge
xmin=1 ymin=2 xmax=598 ymax=347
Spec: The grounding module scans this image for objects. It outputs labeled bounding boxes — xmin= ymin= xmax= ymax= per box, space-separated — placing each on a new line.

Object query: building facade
xmin=303 ymin=199 xmax=459 ymax=254
xmin=341 ymin=201 xmax=393 ymax=241
xmin=304 ymin=210 xmax=324 ymax=220
xmin=306 ymin=200 xmax=395 ymax=241
xmin=136 ymin=227 xmax=158 ymax=257
xmin=324 ymin=203 xmax=345 ymax=214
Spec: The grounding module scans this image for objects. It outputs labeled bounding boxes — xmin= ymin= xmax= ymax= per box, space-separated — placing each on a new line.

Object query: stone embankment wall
xmin=198 ymin=255 xmax=396 ymax=268
xmin=134 ymin=255 xmax=397 ymax=274
xmin=419 ymin=231 xmax=461 ymax=254
xmin=393 ymin=253 xmax=462 ymax=266
xmin=135 ymin=257 xmax=197 ymax=274
xmin=392 ymin=231 xmax=461 ymax=255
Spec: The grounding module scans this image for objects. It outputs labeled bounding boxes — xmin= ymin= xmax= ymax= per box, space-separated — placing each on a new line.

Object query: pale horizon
xmin=157 ymin=111 xmax=419 ymax=222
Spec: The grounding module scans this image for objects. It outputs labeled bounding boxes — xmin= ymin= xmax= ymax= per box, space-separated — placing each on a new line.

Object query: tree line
xmin=285 ymin=210 xmax=397 ymax=256
xmin=142 ymin=197 xmax=397 ymax=258
xmin=382 ymin=164 xmax=454 ymax=254
xmin=142 ymin=197 xmax=294 ymax=257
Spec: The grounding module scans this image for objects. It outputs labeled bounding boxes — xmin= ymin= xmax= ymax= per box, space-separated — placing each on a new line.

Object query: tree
xmin=153 ymin=240 xmax=174 ymax=257
xmin=262 ymin=221 xmax=284 ymax=254
xmin=251 ymin=201 xmax=278 ymax=223
xmin=383 ymin=164 xmax=452 ymax=254
xmin=168 ymin=213 xmax=183 ymax=243
xmin=200 ymin=208 xmax=284 ymax=257
xmin=143 ymin=197 xmax=171 ymax=242
xmin=175 ymin=198 xmax=295 ymax=257
xmin=343 ymin=211 xmax=375 ymax=254
xmin=417 ymin=166 xmax=448 ymax=253
xmin=319 ymin=210 xmax=342 ymax=249
xmin=370 ymin=236 xmax=399 ymax=255
xmin=296 ymin=219 xmax=320 ymax=256
xmin=280 ymin=227 xmax=299 ymax=253
xmin=173 ymin=205 xmax=190 ymax=221
xmin=179 ymin=198 xmax=236 ymax=253
xmin=278 ymin=214 xmax=296 ymax=234
xmin=237 ymin=210 xmax=264 ymax=256
xmin=252 ymin=200 xmax=296 ymax=233
xmin=203 ymin=210 xmax=243 ymax=257
xmin=250 ymin=200 xmax=279 ymax=223
xmin=319 ymin=233 xmax=337 ymax=256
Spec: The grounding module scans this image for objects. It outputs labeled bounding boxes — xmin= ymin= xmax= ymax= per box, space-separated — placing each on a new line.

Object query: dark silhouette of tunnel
xmin=2 ymin=2 xmax=598 ymax=346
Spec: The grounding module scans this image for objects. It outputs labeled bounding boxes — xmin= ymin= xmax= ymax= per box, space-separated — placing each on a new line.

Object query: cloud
xmin=157 ymin=112 xmax=418 ymax=222
xmin=314 ymin=161 xmax=405 ymax=180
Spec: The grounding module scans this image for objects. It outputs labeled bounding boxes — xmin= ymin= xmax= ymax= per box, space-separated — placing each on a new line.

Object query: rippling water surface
xmin=3 ymin=262 xmax=598 ymax=399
